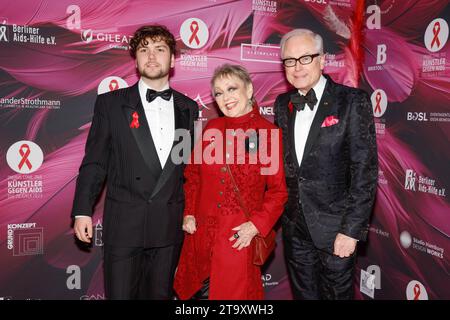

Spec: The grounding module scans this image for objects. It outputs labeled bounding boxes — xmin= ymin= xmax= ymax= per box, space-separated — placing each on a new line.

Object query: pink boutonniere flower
xmin=321 ymin=115 xmax=339 ymax=127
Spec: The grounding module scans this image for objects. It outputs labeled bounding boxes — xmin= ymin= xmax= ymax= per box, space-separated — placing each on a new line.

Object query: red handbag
xmin=252 ymin=230 xmax=277 ymax=266
xmin=226 ymin=164 xmax=276 ymax=266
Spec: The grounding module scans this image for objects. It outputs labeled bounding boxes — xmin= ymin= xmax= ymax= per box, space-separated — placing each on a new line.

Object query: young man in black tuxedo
xmin=274 ymin=29 xmax=378 ymax=299
xmin=72 ymin=25 xmax=198 ymax=299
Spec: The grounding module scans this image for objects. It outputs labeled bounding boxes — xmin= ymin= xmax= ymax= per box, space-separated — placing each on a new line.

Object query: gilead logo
xmin=80 ymin=29 xmax=93 ymax=43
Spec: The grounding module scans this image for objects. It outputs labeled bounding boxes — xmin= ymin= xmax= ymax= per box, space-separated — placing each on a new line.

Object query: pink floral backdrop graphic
xmin=0 ymin=0 xmax=448 ymax=300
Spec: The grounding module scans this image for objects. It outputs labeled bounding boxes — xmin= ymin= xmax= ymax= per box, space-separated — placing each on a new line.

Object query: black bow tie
xmin=146 ymin=88 xmax=172 ymax=103
xmin=290 ymin=88 xmax=318 ymax=111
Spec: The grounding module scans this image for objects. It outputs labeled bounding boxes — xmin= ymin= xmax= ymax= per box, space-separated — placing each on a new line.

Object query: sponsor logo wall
xmin=0 ymin=1 xmax=448 ymax=299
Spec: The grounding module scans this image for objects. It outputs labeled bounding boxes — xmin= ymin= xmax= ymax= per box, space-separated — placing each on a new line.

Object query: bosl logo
xmin=407 ymin=112 xmax=428 ymax=122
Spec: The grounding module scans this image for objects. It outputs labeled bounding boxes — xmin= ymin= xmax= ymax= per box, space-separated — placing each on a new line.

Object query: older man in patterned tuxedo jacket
xmin=274 ymin=29 xmax=378 ymax=300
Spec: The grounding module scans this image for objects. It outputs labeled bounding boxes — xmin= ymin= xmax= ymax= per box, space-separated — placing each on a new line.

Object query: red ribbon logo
xmin=374 ymin=92 xmax=382 ymax=114
xmin=430 ymin=21 xmax=441 ymax=49
xmin=189 ymin=21 xmax=200 ymax=46
xmin=18 ymin=144 xmax=32 ymax=170
xmin=109 ymin=79 xmax=119 ymax=91
xmin=130 ymin=112 xmax=139 ymax=128
xmin=413 ymin=284 xmax=421 ymax=300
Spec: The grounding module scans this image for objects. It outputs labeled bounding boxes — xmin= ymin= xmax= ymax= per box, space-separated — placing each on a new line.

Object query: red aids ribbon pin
xmin=189 ymin=21 xmax=200 ymax=46
xmin=413 ymin=284 xmax=421 ymax=300
xmin=18 ymin=144 xmax=32 ymax=170
xmin=288 ymin=101 xmax=293 ymax=113
xmin=430 ymin=22 xmax=441 ymax=49
xmin=109 ymin=79 xmax=119 ymax=91
xmin=374 ymin=92 xmax=382 ymax=114
xmin=130 ymin=112 xmax=140 ymax=128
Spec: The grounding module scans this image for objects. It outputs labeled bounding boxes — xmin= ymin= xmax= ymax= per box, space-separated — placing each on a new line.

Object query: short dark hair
xmin=129 ymin=25 xmax=176 ymax=58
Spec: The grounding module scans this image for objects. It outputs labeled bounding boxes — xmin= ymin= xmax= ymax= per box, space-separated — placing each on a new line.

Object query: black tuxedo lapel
xmin=278 ymin=89 xmax=301 ymax=170
xmin=287 ymin=103 xmax=301 ymax=169
xmin=300 ymin=78 xmax=333 ymax=167
xmin=121 ymin=84 xmax=162 ymax=179
xmin=150 ymin=90 xmax=191 ymax=198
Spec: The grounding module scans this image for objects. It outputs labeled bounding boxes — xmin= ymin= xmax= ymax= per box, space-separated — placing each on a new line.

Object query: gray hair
xmin=280 ymin=29 xmax=324 ymax=57
xmin=211 ymin=64 xmax=252 ymax=88
xmin=211 ymin=64 xmax=255 ymax=103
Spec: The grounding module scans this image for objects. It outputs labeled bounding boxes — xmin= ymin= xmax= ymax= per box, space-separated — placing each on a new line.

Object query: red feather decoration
xmin=347 ymin=0 xmax=365 ymax=86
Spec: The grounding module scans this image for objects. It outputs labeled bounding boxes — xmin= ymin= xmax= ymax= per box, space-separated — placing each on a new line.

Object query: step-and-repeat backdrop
xmin=0 ymin=0 xmax=448 ymax=300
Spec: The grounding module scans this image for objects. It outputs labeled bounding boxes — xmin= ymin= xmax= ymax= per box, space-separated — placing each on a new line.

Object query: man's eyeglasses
xmin=282 ymin=53 xmax=321 ymax=67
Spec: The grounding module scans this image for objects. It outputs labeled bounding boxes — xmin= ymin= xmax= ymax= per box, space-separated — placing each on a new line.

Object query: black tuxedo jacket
xmin=71 ymin=83 xmax=198 ymax=248
xmin=274 ymin=75 xmax=378 ymax=251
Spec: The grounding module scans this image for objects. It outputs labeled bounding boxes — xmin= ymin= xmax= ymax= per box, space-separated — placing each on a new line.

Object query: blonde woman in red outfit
xmin=174 ymin=64 xmax=287 ymax=300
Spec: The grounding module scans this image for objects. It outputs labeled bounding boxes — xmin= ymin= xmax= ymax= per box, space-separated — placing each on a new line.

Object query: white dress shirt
xmin=138 ymin=78 xmax=175 ymax=169
xmin=294 ymin=75 xmax=327 ymax=166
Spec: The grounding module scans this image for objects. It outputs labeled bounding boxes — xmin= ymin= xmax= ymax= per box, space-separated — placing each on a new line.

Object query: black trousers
xmin=282 ymin=213 xmax=356 ymax=300
xmin=103 ymin=243 xmax=181 ymax=300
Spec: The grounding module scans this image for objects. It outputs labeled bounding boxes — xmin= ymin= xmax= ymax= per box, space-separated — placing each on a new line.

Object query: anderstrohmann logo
xmin=7 ymin=223 xmax=44 ymax=256
xmin=0 ymin=96 xmax=61 ymax=110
